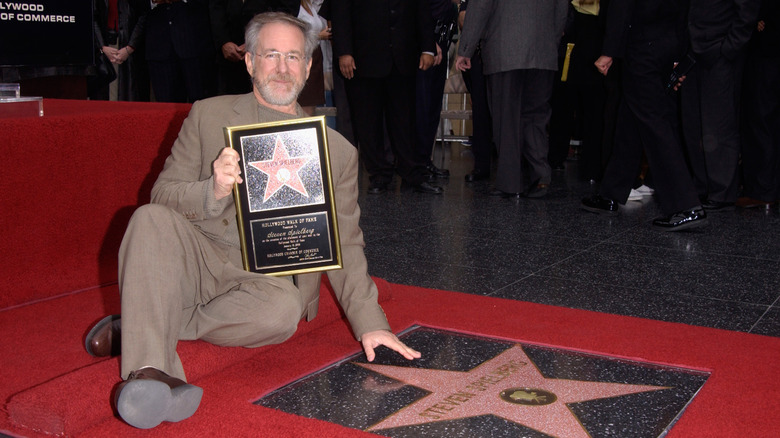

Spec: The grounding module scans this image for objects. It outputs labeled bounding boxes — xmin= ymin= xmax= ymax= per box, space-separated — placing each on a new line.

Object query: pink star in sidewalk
xmin=248 ymin=136 xmax=313 ymax=202
xmin=357 ymin=346 xmax=669 ymax=437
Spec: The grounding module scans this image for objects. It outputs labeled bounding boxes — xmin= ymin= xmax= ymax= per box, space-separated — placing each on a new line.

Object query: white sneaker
xmin=635 ymin=184 xmax=655 ymax=195
xmin=627 ymin=189 xmax=643 ymax=201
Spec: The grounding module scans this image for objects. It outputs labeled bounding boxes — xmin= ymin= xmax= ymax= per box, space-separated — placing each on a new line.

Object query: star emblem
xmin=357 ymin=345 xmax=669 ymax=437
xmin=248 ymin=136 xmax=313 ymax=202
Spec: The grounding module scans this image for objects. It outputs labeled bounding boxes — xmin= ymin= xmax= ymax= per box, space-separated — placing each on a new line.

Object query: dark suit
xmin=681 ymin=0 xmax=761 ymax=203
xmin=332 ymin=0 xmax=436 ymax=185
xmin=209 ymin=0 xmax=252 ymax=95
xmin=740 ymin=0 xmax=780 ymax=202
xmin=597 ymin=0 xmax=701 ymax=214
xmin=145 ymin=0 xmax=216 ymax=103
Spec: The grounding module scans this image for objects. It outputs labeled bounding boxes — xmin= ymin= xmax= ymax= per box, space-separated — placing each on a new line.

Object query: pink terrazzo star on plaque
xmin=249 ymin=136 xmax=313 ymax=202
xmin=357 ymin=345 xmax=669 ymax=437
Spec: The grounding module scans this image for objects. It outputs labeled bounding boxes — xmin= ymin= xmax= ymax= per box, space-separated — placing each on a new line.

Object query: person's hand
xmin=454 ymin=55 xmax=471 ymax=71
xmin=114 ymin=46 xmax=134 ymax=64
xmin=319 ymin=27 xmax=332 ymax=40
xmin=213 ymin=147 xmax=242 ymax=200
xmin=419 ymin=53 xmax=434 ymax=71
xmin=221 ymin=42 xmax=244 ymax=62
xmin=361 ymin=330 xmax=421 ymax=362
xmin=102 ymin=46 xmax=119 ymax=63
xmin=433 ymin=43 xmax=443 ymax=66
xmin=594 ymin=55 xmax=612 ymax=76
xmin=339 ymin=54 xmax=356 ymax=79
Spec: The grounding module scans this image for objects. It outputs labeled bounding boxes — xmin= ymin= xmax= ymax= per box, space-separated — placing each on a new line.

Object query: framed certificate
xmin=224 ymin=116 xmax=342 ymax=276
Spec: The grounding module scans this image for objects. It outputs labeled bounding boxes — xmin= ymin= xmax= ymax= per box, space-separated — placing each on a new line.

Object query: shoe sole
xmin=117 ymin=380 xmax=203 ymax=429
xmin=653 ymin=218 xmax=709 ymax=232
xmin=84 ymin=315 xmax=119 ymax=357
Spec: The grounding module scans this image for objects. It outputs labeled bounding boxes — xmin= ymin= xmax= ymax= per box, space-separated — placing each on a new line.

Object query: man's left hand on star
xmin=361 ymin=330 xmax=422 ymax=362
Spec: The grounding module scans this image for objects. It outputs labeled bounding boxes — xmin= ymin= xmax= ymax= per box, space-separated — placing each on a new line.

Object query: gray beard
xmin=254 ymin=73 xmax=304 ymax=107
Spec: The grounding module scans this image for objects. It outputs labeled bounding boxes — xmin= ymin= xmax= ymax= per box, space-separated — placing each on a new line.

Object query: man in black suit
xmin=681 ymin=0 xmax=760 ymax=211
xmin=581 ymin=0 xmax=708 ymax=231
xmin=738 ymin=0 xmax=780 ymax=208
xmin=331 ymin=0 xmax=443 ymax=194
xmin=145 ymin=0 xmax=216 ymax=103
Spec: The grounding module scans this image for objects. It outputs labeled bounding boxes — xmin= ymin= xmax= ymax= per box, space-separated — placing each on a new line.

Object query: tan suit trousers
xmin=118 ymin=204 xmax=303 ymax=381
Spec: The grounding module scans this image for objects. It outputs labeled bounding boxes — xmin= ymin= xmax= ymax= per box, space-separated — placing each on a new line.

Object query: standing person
xmin=738 ymin=0 xmax=780 ymax=209
xmin=681 ymin=0 xmax=761 ymax=211
xmin=415 ymin=0 xmax=459 ymax=181
xmin=92 ymin=0 xmax=151 ymax=101
xmin=548 ymin=0 xmax=607 ymax=182
xmin=458 ymin=0 xmax=493 ymax=183
xmin=581 ymin=0 xmax=708 ymax=231
xmin=331 ymin=0 xmax=443 ymax=195
xmin=297 ymin=0 xmax=330 ymax=115
xmin=209 ymin=0 xmax=253 ymax=95
xmin=145 ymin=0 xmax=216 ymax=103
xmin=455 ymin=0 xmax=568 ymax=198
xmin=83 ymin=13 xmax=421 ymax=430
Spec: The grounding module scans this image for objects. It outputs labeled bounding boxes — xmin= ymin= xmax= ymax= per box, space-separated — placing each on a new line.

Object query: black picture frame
xmin=224 ymin=116 xmax=342 ymax=276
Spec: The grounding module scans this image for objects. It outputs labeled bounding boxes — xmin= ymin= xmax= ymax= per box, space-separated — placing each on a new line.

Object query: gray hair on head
xmin=244 ymin=12 xmax=318 ymax=60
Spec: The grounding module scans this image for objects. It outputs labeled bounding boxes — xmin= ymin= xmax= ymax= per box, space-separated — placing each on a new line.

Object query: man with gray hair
xmin=84 ymin=12 xmax=421 ymax=430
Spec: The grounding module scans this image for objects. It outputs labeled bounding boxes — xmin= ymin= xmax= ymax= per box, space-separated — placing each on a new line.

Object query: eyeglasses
xmin=255 ymin=50 xmax=305 ymax=65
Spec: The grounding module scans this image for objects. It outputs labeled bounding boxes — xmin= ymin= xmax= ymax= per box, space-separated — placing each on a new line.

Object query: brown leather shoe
xmin=85 ymin=315 xmax=121 ymax=357
xmin=114 ymin=367 xmax=203 ymax=429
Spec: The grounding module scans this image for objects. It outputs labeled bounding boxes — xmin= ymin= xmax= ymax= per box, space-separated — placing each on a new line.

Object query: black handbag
xmin=95 ymin=52 xmax=117 ymax=87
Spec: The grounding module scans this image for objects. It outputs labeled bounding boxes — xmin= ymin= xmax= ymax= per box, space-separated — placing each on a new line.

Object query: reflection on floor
xmin=358 ymin=142 xmax=780 ymax=337
xmin=257 ymin=327 xmax=709 ymax=437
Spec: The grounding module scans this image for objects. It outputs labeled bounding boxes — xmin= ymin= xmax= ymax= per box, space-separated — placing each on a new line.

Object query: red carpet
xmin=3 ymin=281 xmax=780 ymax=437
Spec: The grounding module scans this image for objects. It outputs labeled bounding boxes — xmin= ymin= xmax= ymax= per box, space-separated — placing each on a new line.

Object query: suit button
xmin=223 ymin=219 xmax=229 ymax=226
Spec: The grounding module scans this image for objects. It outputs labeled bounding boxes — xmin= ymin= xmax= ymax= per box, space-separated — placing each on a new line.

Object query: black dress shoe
xmin=85 ymin=314 xmax=121 ymax=357
xmin=115 ymin=367 xmax=203 ymax=429
xmin=465 ymin=169 xmax=489 ymax=182
xmin=426 ymin=164 xmax=450 ymax=178
xmin=412 ymin=181 xmax=443 ymax=194
xmin=525 ymin=183 xmax=549 ymax=199
xmin=581 ymin=194 xmax=618 ymax=215
xmin=702 ymin=199 xmax=735 ymax=212
xmin=488 ymin=188 xmax=520 ymax=198
xmin=652 ymin=207 xmax=708 ymax=231
xmin=367 ymin=181 xmax=388 ymax=195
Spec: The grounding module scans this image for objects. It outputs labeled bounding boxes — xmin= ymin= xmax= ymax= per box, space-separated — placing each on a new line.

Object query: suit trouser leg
xmin=385 ymin=70 xmax=427 ymax=185
xmin=118 ymin=204 xmax=303 ymax=381
xmin=415 ymin=57 xmax=448 ymax=164
xmin=740 ymin=55 xmax=780 ymax=201
xmin=463 ymin=52 xmax=493 ymax=174
xmin=488 ymin=70 xmax=524 ymax=193
xmin=682 ymin=56 xmax=742 ymax=203
xmin=346 ymin=77 xmax=394 ymax=183
xmin=520 ymin=69 xmax=553 ymax=186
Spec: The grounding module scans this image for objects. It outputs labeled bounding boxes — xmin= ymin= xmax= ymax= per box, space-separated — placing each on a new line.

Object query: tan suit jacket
xmin=150 ymin=93 xmax=390 ymax=340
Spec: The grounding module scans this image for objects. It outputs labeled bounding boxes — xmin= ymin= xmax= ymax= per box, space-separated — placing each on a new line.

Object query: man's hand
xmin=419 ymin=53 xmax=434 ymax=71
xmin=455 ymin=55 xmax=471 ymax=71
xmin=221 ymin=42 xmax=244 ymax=62
xmin=361 ymin=330 xmax=421 ymax=362
xmin=339 ymin=55 xmax=356 ymax=79
xmin=213 ymin=147 xmax=242 ymax=200
xmin=594 ymin=55 xmax=612 ymax=76
xmin=433 ymin=43 xmax=443 ymax=66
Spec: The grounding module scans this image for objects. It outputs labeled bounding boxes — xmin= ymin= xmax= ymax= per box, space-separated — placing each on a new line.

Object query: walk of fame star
xmin=248 ymin=136 xmax=313 ymax=202
xmin=357 ymin=346 xmax=669 ymax=437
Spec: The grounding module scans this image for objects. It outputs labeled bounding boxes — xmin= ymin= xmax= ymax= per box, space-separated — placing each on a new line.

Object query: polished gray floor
xmin=358 ymin=142 xmax=780 ymax=337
